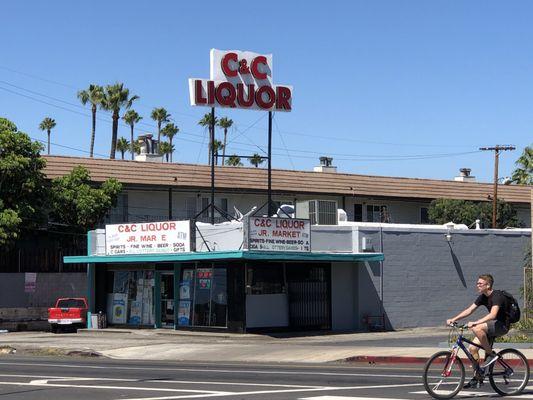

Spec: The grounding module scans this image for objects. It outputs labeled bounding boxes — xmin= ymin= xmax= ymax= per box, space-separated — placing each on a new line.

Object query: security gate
xmin=287 ymin=265 xmax=331 ymax=329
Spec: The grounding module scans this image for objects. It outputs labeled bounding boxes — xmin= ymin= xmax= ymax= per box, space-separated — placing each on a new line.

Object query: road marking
xmin=300 ymin=397 xmax=408 ymax=400
xmin=411 ymin=389 xmax=533 ymax=398
xmin=0 ymin=361 xmax=421 ymax=379
xmin=125 ymin=383 xmax=425 ymax=400
xmin=0 ymin=381 xmax=231 ymax=395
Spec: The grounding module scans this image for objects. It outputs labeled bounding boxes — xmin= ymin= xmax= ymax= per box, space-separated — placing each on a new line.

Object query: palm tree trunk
xmin=90 ymin=104 xmax=96 ymax=158
xmin=208 ymin=126 xmax=212 ymax=166
xmin=47 ymin=130 xmax=51 ymax=155
xmin=157 ymin=122 xmax=161 ymax=145
xmin=130 ymin=124 xmax=134 ymax=160
xmin=110 ymin=112 xmax=119 ymax=159
xmin=169 ymin=138 xmax=173 ymax=162
xmin=121 ymin=151 xmax=125 ymax=160
xmin=222 ymin=128 xmax=227 ymax=165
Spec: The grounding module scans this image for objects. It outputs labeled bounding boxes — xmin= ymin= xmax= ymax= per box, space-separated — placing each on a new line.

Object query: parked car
xmin=48 ymin=297 xmax=88 ymax=333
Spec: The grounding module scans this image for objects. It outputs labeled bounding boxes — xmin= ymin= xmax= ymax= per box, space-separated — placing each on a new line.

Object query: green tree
xmin=48 ymin=165 xmax=122 ymax=232
xmin=198 ymin=113 xmax=218 ymax=165
xmin=151 ymin=107 xmax=171 ymax=145
xmin=132 ymin=139 xmax=141 ymax=155
xmin=122 ymin=109 xmax=142 ymax=160
xmin=159 ymin=141 xmax=174 ymax=163
xmin=250 ymin=153 xmax=264 ymax=168
xmin=212 ymin=139 xmax=223 ymax=165
xmin=77 ymin=84 xmax=104 ymax=158
xmin=100 ymin=83 xmax=139 ymax=159
xmin=38 ymin=117 xmax=56 ymax=155
xmin=161 ymin=123 xmax=179 ymax=162
xmin=116 ymin=137 xmax=130 ymax=160
xmin=225 ymin=154 xmax=242 ymax=167
xmin=217 ymin=117 xmax=233 ymax=165
xmin=428 ymin=198 xmax=519 ymax=229
xmin=511 ymin=145 xmax=533 ymax=185
xmin=0 ymin=118 xmax=47 ymax=247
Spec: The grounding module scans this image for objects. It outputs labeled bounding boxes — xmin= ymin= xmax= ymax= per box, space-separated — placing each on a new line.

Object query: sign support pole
xmin=268 ymin=111 xmax=273 ymax=216
xmin=210 ymin=107 xmax=215 ymax=225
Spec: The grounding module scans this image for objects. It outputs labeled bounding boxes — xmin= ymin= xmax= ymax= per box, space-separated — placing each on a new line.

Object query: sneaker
xmin=463 ymin=377 xmax=482 ymax=389
xmin=481 ymin=352 xmax=499 ymax=368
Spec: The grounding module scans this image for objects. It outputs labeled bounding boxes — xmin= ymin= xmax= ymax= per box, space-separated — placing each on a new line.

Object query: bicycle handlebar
xmin=448 ymin=322 xmax=468 ymax=329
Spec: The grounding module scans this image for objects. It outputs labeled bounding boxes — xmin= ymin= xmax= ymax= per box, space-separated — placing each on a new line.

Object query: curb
xmin=344 ymin=355 xmax=533 ymax=366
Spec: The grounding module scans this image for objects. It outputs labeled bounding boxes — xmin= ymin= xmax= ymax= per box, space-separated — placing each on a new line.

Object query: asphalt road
xmin=0 ymin=355 xmax=532 ymax=399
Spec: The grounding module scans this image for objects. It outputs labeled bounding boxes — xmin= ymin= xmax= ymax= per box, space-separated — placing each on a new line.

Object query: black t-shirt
xmin=474 ymin=290 xmax=509 ymax=325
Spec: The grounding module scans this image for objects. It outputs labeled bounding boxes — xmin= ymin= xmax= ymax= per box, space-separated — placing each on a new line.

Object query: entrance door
xmin=287 ymin=264 xmax=331 ymax=330
xmin=160 ymin=273 xmax=174 ymax=327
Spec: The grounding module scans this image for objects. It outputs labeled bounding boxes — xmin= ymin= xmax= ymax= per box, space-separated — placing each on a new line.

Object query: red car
xmin=48 ymin=297 xmax=88 ymax=333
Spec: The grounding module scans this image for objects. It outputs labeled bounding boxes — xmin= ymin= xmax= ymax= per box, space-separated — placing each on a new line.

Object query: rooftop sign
xmin=189 ymin=49 xmax=292 ymax=112
xmin=244 ymin=216 xmax=310 ymax=252
xmin=105 ymin=221 xmax=191 ymax=255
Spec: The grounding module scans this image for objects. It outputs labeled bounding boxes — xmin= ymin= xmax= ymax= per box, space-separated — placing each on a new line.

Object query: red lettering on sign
xmin=195 ymin=80 xmax=206 ymax=104
xmin=251 ymin=56 xmax=268 ymax=80
xmin=215 ymin=82 xmax=236 ymax=107
xmin=221 ymin=52 xmax=238 ymax=77
xmin=276 ymin=86 xmax=292 ymax=111
xmin=255 ymin=86 xmax=276 ymax=109
xmin=207 ymin=80 xmax=215 ymax=104
xmin=237 ymin=83 xmax=254 ymax=107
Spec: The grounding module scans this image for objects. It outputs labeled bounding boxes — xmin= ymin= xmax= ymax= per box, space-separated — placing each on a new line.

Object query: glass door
xmin=160 ymin=273 xmax=174 ymax=327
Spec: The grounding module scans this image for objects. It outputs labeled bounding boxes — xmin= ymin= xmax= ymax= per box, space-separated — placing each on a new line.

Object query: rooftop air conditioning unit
xmin=295 ymin=200 xmax=338 ymax=225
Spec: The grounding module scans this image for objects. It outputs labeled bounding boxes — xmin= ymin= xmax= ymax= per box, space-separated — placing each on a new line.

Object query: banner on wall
xmin=105 ymin=220 xmax=191 ymax=255
xmin=24 ymin=273 xmax=37 ymax=293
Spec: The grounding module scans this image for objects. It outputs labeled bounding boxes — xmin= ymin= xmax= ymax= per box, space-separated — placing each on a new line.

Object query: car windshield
xmin=57 ymin=299 xmax=85 ymax=308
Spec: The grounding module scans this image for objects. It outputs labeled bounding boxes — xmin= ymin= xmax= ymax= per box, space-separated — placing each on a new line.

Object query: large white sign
xmin=105 ymin=220 xmax=190 ymax=255
xmin=189 ymin=49 xmax=292 ymax=112
xmin=246 ymin=217 xmax=310 ymax=252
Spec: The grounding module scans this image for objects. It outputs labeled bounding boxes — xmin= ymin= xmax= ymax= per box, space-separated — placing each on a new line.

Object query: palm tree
xmin=161 ymin=123 xmax=179 ymax=162
xmin=198 ymin=113 xmax=218 ymax=165
xmin=122 ymin=110 xmax=142 ymax=160
xmin=212 ymin=140 xmax=223 ymax=165
xmin=151 ymin=107 xmax=171 ymax=144
xmin=511 ymin=145 xmax=532 ymax=185
xmin=217 ymin=117 xmax=233 ymax=165
xmin=38 ymin=117 xmax=56 ymax=155
xmin=226 ymin=154 xmax=242 ymax=167
xmin=132 ymin=139 xmax=141 ymax=156
xmin=77 ymin=84 xmax=104 ymax=158
xmin=116 ymin=137 xmax=130 ymax=160
xmin=250 ymin=153 xmax=264 ymax=168
xmin=100 ymin=83 xmax=139 ymax=159
xmin=159 ymin=141 xmax=174 ymax=162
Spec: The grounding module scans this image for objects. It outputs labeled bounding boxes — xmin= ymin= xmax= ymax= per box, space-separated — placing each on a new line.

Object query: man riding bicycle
xmin=446 ymin=274 xmax=510 ymax=388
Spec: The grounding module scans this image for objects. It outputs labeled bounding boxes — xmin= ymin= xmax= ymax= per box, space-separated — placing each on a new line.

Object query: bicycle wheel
xmin=488 ymin=348 xmax=530 ymax=396
xmin=423 ymin=350 xmax=465 ymax=399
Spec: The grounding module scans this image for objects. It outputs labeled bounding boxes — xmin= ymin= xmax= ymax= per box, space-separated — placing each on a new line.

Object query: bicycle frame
xmin=449 ymin=329 xmax=514 ymax=379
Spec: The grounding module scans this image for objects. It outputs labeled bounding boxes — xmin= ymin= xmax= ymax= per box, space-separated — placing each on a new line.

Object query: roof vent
xmin=314 ymin=156 xmax=337 ymax=173
xmin=134 ymin=134 xmax=163 ymax=162
xmin=454 ymin=168 xmax=476 ymax=182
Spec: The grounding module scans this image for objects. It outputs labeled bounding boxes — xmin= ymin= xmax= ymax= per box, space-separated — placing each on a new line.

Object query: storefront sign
xmin=105 ymin=220 xmax=191 ymax=255
xmin=189 ymin=49 xmax=293 ymax=112
xmin=245 ymin=217 xmax=311 ymax=252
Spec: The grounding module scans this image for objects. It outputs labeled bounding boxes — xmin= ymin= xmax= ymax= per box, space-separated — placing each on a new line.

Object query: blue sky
xmin=1 ymin=1 xmax=532 ymax=182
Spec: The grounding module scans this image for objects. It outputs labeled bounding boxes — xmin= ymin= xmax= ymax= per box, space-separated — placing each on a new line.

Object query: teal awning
xmin=63 ymin=250 xmax=384 ymax=264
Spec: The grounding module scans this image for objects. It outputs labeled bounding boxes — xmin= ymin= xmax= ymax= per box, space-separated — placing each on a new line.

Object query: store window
xmin=246 ymin=263 xmax=285 ymax=295
xmin=107 ymin=270 xmax=155 ymax=326
xmin=177 ymin=263 xmax=227 ymax=328
xmin=354 ymin=204 xmax=363 ymax=222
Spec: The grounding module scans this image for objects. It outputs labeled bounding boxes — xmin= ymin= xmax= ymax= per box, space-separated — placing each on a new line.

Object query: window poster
xmin=178 ymin=300 xmax=191 ymax=326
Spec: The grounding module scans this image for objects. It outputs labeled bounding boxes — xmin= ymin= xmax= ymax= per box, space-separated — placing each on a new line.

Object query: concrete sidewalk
xmin=0 ymin=327 xmax=532 ymax=364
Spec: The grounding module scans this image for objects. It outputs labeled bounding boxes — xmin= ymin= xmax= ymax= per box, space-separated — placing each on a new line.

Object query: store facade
xmin=64 ymin=218 xmax=384 ymax=332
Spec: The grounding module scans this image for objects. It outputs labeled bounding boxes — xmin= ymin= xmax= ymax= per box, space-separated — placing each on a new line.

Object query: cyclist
xmin=446 ymin=274 xmax=510 ymax=389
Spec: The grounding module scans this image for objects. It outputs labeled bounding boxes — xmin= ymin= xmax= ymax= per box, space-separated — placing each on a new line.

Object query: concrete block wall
xmin=357 ymin=228 xmax=530 ymax=329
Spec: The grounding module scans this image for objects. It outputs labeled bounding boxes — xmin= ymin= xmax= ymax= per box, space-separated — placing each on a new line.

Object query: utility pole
xmin=479 ymin=145 xmax=515 ymax=228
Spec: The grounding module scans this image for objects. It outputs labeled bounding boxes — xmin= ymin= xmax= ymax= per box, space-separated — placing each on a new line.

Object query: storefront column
xmin=87 ymin=263 xmax=95 ymax=328
xmin=173 ymin=263 xmax=181 ymax=329
xmin=154 ymin=270 xmax=161 ymax=328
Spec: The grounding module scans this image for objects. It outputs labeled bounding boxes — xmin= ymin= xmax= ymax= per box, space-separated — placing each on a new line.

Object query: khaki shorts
xmin=487 ymin=320 xmax=509 ymax=338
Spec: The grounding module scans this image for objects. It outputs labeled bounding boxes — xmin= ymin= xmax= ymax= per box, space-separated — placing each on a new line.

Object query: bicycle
xmin=423 ymin=322 xmax=530 ymax=399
